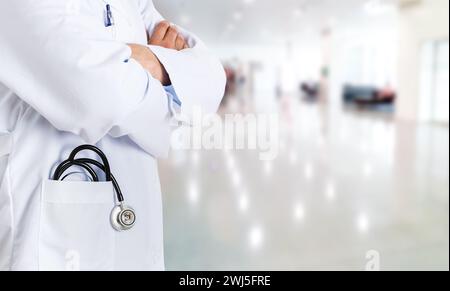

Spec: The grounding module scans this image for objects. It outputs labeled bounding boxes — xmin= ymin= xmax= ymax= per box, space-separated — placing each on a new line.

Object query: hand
xmin=148 ymin=21 xmax=188 ymax=51
xmin=127 ymin=43 xmax=170 ymax=86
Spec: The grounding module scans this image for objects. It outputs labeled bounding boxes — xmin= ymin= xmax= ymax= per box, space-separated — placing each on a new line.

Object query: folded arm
xmin=0 ymin=1 xmax=172 ymax=157
xmin=127 ymin=20 xmax=189 ymax=87
xmin=138 ymin=0 xmax=227 ymax=119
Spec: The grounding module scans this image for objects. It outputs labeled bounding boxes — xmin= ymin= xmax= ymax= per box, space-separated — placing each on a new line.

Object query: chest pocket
xmin=106 ymin=0 xmax=147 ymax=44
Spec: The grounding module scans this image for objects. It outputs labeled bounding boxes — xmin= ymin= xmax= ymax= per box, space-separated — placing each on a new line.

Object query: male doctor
xmin=0 ymin=0 xmax=225 ymax=270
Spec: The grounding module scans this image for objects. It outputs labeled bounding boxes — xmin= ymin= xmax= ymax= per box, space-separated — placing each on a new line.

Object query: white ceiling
xmin=153 ymin=0 xmax=398 ymax=45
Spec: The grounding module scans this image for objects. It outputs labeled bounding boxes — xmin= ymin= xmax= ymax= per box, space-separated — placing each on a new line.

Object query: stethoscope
xmin=52 ymin=145 xmax=136 ymax=232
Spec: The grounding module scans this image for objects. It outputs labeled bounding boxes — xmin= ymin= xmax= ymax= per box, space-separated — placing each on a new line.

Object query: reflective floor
xmin=159 ymin=98 xmax=449 ymax=271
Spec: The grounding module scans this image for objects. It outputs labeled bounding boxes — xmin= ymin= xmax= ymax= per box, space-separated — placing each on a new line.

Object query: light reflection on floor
xmin=159 ymin=99 xmax=449 ymax=271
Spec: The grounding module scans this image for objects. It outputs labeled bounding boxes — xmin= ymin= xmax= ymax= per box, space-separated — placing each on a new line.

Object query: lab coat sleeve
xmin=0 ymin=1 xmax=171 ymax=158
xmin=138 ymin=0 xmax=226 ymax=119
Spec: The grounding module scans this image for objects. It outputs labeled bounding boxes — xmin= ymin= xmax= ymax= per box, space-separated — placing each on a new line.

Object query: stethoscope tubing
xmin=52 ymin=145 xmax=125 ymax=203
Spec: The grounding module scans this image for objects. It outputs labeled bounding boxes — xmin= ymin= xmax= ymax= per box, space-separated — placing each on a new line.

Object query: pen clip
xmin=105 ymin=4 xmax=114 ymax=27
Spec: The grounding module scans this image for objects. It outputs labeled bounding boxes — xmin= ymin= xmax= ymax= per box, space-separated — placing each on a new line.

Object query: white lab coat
xmin=0 ymin=0 xmax=225 ymax=271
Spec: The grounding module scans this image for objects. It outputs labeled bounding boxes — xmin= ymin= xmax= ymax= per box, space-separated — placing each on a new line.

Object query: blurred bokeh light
xmin=156 ymin=0 xmax=449 ymax=271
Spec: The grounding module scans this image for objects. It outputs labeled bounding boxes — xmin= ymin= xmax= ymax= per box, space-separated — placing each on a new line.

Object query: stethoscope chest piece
xmin=111 ymin=203 xmax=136 ymax=231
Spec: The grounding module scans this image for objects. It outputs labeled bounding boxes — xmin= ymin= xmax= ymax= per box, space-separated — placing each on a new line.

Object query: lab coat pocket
xmin=39 ymin=180 xmax=116 ymax=271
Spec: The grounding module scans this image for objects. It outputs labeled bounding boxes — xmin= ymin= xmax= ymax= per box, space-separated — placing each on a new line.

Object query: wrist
xmin=149 ymin=51 xmax=170 ymax=86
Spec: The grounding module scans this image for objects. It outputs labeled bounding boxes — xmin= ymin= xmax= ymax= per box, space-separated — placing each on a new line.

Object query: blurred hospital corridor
xmin=155 ymin=0 xmax=449 ymax=270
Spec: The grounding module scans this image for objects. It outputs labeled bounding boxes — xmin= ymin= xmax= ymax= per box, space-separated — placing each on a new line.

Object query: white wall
xmin=396 ymin=0 xmax=449 ymax=122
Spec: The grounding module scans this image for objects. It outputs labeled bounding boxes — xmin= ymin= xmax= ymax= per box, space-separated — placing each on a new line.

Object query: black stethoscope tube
xmin=52 ymin=145 xmax=124 ymax=203
xmin=68 ymin=145 xmax=112 ymax=181
xmin=55 ymin=159 xmax=99 ymax=182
